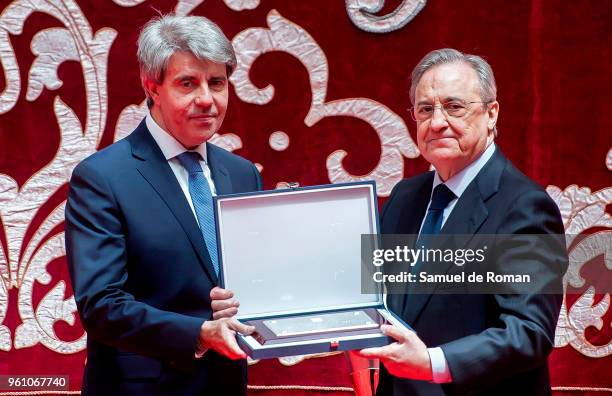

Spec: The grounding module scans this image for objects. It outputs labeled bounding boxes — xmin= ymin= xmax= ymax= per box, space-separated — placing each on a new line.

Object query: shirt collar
xmin=431 ymin=143 xmax=496 ymax=199
xmin=145 ymin=112 xmax=208 ymax=162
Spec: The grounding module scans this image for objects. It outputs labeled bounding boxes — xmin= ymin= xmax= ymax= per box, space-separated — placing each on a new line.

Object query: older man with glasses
xmin=358 ymin=48 xmax=568 ymax=395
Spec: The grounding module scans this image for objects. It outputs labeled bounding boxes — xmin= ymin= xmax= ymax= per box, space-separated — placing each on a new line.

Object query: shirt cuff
xmin=194 ymin=324 xmax=208 ymax=359
xmin=194 ymin=347 xmax=208 ymax=359
xmin=427 ymin=347 xmax=452 ymax=383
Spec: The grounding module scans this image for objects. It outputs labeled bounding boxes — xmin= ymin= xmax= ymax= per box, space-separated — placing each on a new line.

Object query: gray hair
xmin=409 ymin=48 xmax=498 ymax=135
xmin=409 ymin=48 xmax=497 ymax=105
xmin=137 ymin=14 xmax=237 ymax=107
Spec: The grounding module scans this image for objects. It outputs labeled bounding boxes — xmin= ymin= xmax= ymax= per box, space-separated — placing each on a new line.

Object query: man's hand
xmin=358 ymin=324 xmax=433 ymax=381
xmin=199 ymin=317 xmax=255 ymax=360
xmin=210 ymin=287 xmax=240 ymax=319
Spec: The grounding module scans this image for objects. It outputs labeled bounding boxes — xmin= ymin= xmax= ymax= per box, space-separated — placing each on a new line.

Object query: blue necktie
xmin=403 ymin=183 xmax=456 ymax=308
xmin=412 ymin=184 xmax=456 ymax=271
xmin=419 ymin=183 xmax=457 ymax=239
xmin=177 ymin=152 xmax=219 ymax=276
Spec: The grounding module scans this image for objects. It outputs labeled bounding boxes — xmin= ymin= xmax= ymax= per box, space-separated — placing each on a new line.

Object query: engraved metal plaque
xmin=263 ymin=310 xmax=379 ymax=338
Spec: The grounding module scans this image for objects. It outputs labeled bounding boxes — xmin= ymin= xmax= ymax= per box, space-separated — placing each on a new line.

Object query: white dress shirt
xmin=422 ymin=143 xmax=496 ymax=383
xmin=145 ymin=113 xmax=217 ymax=225
xmin=145 ymin=113 xmax=218 ymax=358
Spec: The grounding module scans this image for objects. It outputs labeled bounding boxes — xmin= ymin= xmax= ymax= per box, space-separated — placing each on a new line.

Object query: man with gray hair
xmin=65 ymin=14 xmax=260 ymax=395
xmin=358 ymin=49 xmax=567 ymax=395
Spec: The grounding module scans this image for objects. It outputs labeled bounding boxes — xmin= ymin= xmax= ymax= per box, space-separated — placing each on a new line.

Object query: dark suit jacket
xmin=65 ymin=120 xmax=262 ymax=395
xmin=377 ymin=148 xmax=567 ymax=396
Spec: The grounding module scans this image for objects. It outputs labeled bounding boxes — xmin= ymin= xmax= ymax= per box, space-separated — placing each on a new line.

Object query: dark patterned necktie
xmin=402 ymin=183 xmax=457 ymax=310
xmin=419 ymin=183 xmax=457 ymax=238
xmin=412 ymin=184 xmax=457 ymax=272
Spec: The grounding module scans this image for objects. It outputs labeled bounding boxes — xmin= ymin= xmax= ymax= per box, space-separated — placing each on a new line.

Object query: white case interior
xmin=216 ymin=183 xmax=382 ymax=320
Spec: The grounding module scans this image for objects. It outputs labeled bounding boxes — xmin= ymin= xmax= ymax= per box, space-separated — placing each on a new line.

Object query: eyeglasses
xmin=409 ymin=100 xmax=491 ymax=122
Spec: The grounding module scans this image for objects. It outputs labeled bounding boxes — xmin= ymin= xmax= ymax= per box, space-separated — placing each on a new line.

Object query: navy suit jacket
xmin=377 ymin=149 xmax=567 ymax=396
xmin=65 ymin=120 xmax=262 ymax=395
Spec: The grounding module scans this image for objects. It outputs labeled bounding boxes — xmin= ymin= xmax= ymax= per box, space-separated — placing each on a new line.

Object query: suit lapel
xmin=441 ymin=182 xmax=489 ymax=237
xmin=386 ymin=174 xmax=432 ymax=318
xmin=128 ymin=121 xmax=219 ymax=284
xmin=207 ymin=144 xmax=233 ymax=195
xmin=395 ymin=174 xmax=433 ymax=234
xmin=440 ymin=148 xmax=508 ymax=237
xmin=403 ymin=149 xmax=507 ymax=325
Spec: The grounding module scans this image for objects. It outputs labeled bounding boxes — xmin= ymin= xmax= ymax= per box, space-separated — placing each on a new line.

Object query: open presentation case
xmin=214 ymin=181 xmax=410 ymax=359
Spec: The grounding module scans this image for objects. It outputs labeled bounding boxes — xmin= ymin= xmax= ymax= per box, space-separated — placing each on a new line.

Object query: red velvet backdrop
xmin=0 ymin=0 xmax=610 ymax=395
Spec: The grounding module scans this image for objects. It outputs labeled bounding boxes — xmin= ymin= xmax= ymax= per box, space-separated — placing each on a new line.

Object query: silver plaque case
xmin=214 ymin=182 xmax=412 ymax=359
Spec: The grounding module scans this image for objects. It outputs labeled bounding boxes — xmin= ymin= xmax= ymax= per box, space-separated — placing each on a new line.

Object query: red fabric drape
xmin=0 ymin=0 xmax=610 ymax=394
